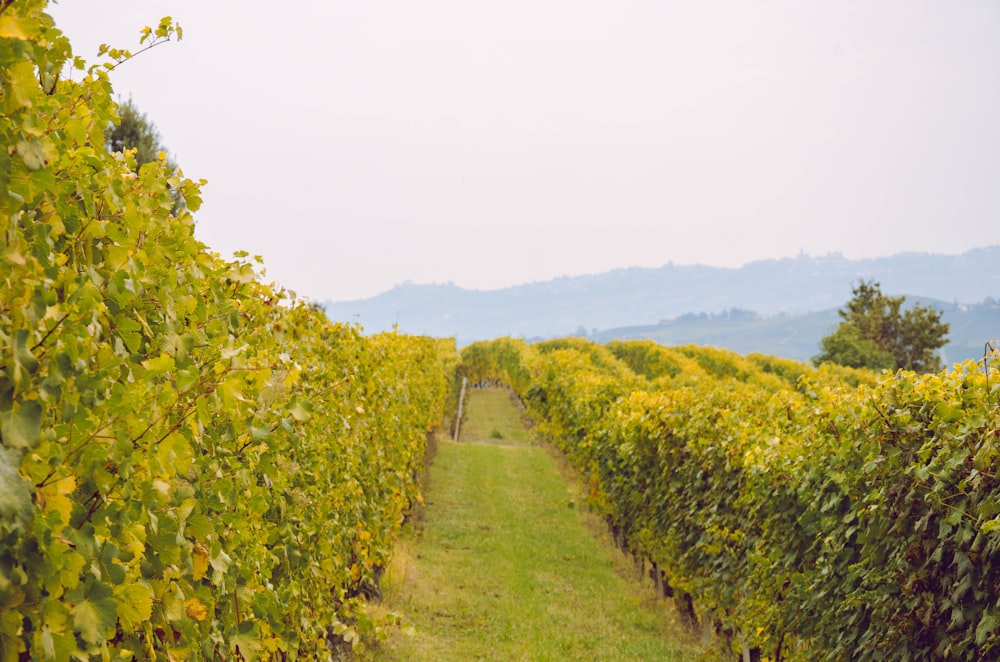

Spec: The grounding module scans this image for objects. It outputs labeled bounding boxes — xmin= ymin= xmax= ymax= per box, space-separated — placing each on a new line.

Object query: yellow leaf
xmin=39 ymin=476 xmax=77 ymax=526
xmin=192 ymin=544 xmax=209 ymax=581
xmin=123 ymin=523 xmax=146 ymax=560
xmin=0 ymin=16 xmax=34 ymax=40
xmin=5 ymin=248 xmax=25 ymax=265
xmin=282 ymin=368 xmax=301 ymax=388
xmin=53 ymin=475 xmax=77 ymax=495
xmin=184 ymin=598 xmax=209 ymax=622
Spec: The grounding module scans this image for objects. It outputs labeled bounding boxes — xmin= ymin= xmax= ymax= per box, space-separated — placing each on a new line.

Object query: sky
xmin=49 ymin=1 xmax=1000 ymax=302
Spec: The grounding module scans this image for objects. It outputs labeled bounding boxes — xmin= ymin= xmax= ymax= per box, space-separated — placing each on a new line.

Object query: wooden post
xmin=453 ymin=376 xmax=468 ymax=441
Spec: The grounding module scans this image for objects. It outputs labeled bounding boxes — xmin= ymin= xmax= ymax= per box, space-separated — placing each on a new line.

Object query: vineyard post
xmin=454 ymin=376 xmax=468 ymax=441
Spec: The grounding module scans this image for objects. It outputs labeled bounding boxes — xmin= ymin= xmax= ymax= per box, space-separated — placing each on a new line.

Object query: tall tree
xmin=104 ymin=97 xmax=174 ymax=169
xmin=814 ymin=280 xmax=950 ymax=372
xmin=105 ymin=98 xmax=184 ymax=210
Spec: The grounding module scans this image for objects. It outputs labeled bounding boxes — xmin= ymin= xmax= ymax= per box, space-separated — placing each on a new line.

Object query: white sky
xmin=50 ymin=1 xmax=1000 ymax=302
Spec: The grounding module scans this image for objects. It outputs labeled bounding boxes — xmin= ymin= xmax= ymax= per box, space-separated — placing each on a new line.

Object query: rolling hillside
xmin=592 ymin=300 xmax=1000 ymax=365
xmin=323 ymin=247 xmax=1000 ymax=363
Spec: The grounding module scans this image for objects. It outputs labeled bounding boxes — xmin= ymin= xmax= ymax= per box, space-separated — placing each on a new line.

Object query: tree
xmin=814 ymin=280 xmax=950 ymax=372
xmin=813 ymin=322 xmax=895 ymax=371
xmin=105 ymin=97 xmax=176 ymax=170
xmin=105 ymin=97 xmax=185 ymax=211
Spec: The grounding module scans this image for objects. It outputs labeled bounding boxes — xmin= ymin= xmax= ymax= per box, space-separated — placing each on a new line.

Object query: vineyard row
xmin=458 ymin=337 xmax=1000 ymax=660
xmin=2 ymin=7 xmax=455 ymax=658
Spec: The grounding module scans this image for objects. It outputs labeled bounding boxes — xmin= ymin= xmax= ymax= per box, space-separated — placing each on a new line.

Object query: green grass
xmin=370 ymin=387 xmax=702 ymax=661
xmin=458 ymin=386 xmax=534 ymax=445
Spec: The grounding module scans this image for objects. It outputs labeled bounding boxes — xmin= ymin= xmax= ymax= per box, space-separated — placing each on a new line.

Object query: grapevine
xmin=1 ymin=5 xmax=454 ymax=658
xmin=460 ymin=337 xmax=1000 ymax=660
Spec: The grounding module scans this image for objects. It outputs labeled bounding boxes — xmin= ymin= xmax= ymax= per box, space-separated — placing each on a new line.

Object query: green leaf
xmin=0 ymin=448 xmax=32 ymax=533
xmin=228 ymin=263 xmax=256 ymax=284
xmin=5 ymin=61 xmax=38 ymax=111
xmin=114 ymin=582 xmax=154 ymax=630
xmin=2 ymin=400 xmax=43 ymax=449
xmin=210 ymin=549 xmax=232 ymax=574
xmin=160 ymin=584 xmax=185 ymax=622
xmin=39 ymin=624 xmax=77 ymax=662
xmin=186 ymin=514 xmax=213 ymax=540
xmin=175 ymin=367 xmax=200 ymax=392
xmin=977 ymin=611 xmax=998 ymax=646
xmin=117 ymin=318 xmax=142 ymax=354
xmin=142 ymin=354 xmax=175 ymax=375
xmin=935 ymin=402 xmax=963 ymax=423
xmin=232 ymin=621 xmax=262 ymax=662
xmin=16 ymin=138 xmax=56 ymax=171
xmin=219 ymin=377 xmax=246 ymax=403
xmin=13 ymin=329 xmax=38 ymax=376
xmin=982 ymin=517 xmax=1000 ymax=534
xmin=289 ymin=398 xmax=313 ymax=422
xmin=72 ymin=582 xmax=117 ymax=646
xmin=0 ymin=148 xmax=9 ymax=197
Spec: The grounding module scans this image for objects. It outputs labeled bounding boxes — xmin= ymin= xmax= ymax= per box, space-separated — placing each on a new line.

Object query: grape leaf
xmin=0 ymin=448 xmax=32 ymax=533
xmin=1 ymin=400 xmax=42 ymax=450
xmin=115 ymin=582 xmax=153 ymax=629
xmin=72 ymin=583 xmax=117 ymax=646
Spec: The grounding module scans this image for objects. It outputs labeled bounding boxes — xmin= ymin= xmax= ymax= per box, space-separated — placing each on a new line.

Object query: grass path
xmin=372 ymin=387 xmax=701 ymax=661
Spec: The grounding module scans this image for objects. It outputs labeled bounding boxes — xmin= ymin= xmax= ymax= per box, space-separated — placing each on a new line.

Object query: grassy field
xmin=370 ymin=387 xmax=702 ymax=661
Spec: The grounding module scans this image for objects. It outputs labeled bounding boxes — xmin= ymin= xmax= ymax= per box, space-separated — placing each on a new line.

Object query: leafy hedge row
xmin=460 ymin=338 xmax=1000 ymax=660
xmin=1 ymin=6 xmax=453 ymax=659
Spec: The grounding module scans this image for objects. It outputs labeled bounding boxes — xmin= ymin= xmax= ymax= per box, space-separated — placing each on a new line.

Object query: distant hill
xmin=322 ymin=247 xmax=1000 ymax=362
xmin=591 ymin=299 xmax=1000 ymax=366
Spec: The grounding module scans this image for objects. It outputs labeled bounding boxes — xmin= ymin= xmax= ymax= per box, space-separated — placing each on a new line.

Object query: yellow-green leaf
xmin=143 ymin=354 xmax=175 ymax=375
xmin=114 ymin=583 xmax=153 ymax=629
xmin=0 ymin=16 xmax=37 ymax=40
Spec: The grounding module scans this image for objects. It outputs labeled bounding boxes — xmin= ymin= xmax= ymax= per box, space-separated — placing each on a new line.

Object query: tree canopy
xmin=814 ymin=280 xmax=950 ymax=372
xmin=104 ymin=97 xmax=175 ymax=169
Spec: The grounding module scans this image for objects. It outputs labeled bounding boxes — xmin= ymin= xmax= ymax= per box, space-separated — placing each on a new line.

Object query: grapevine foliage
xmin=461 ymin=337 xmax=1000 ymax=660
xmin=1 ymin=4 xmax=453 ymax=659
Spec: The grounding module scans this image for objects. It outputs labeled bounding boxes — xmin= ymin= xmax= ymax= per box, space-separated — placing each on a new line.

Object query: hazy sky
xmin=50 ymin=1 xmax=1000 ymax=302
